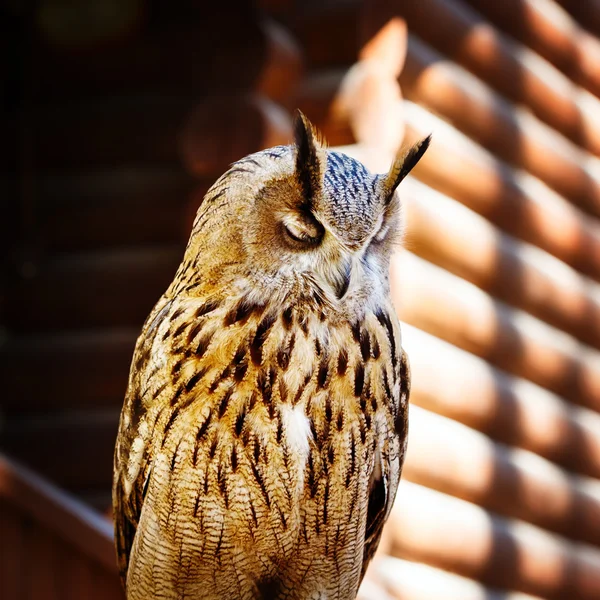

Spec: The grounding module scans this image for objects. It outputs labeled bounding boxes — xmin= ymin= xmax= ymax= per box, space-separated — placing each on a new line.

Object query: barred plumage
xmin=113 ymin=112 xmax=429 ymax=599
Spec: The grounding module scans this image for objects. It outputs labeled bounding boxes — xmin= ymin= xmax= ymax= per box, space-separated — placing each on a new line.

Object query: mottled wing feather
xmin=113 ymin=473 xmax=140 ymax=585
xmin=113 ymin=298 xmax=171 ymax=588
xmin=361 ymin=348 xmax=410 ymax=577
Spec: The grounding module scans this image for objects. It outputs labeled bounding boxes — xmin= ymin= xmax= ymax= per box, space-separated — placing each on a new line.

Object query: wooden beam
xmin=1 ymin=329 xmax=136 ymax=414
xmin=38 ymin=168 xmax=198 ymax=251
xmin=402 ymin=324 xmax=600 ymax=481
xmin=402 ymin=177 xmax=600 ymax=350
xmin=4 ymin=245 xmax=180 ymax=332
xmin=392 ymin=251 xmax=600 ymax=411
xmin=31 ymin=97 xmax=192 ymax=169
xmin=31 ymin=93 xmax=294 ymax=173
xmin=30 ymin=8 xmax=287 ymax=101
xmin=389 ymin=481 xmax=600 ymax=598
xmin=462 ymin=0 xmax=600 ymax=99
xmin=404 ymin=406 xmax=600 ymax=546
xmin=402 ymin=104 xmax=600 ymax=282
xmin=0 ymin=412 xmax=119 ymax=490
xmin=401 ymin=34 xmax=600 ymax=217
xmin=0 ymin=454 xmax=116 ymax=572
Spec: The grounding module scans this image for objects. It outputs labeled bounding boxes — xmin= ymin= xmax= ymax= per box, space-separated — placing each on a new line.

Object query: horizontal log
xmin=0 ymin=454 xmax=116 ymax=572
xmin=401 ymin=34 xmax=600 ymax=217
xmin=32 ymin=97 xmax=191 ymax=169
xmin=38 ymin=168 xmax=199 ymax=251
xmin=392 ymin=251 xmax=600 ymax=410
xmin=373 ymin=556 xmax=542 ymax=600
xmin=31 ymin=11 xmax=293 ymax=100
xmin=553 ymin=0 xmax=600 ymax=38
xmin=462 ymin=0 xmax=600 ymax=98
xmin=5 ymin=245 xmax=180 ymax=332
xmin=402 ymin=324 xmax=600 ymax=480
xmin=0 ymin=329 xmax=136 ymax=414
xmin=384 ymin=0 xmax=600 ymax=156
xmin=33 ymin=93 xmax=294 ymax=172
xmin=404 ymin=406 xmax=600 ymax=546
xmin=402 ymin=177 xmax=600 ymax=350
xmin=5 ymin=245 xmax=183 ymax=333
xmin=389 ymin=481 xmax=600 ymax=598
xmin=0 ymin=412 xmax=119 ymax=491
xmin=180 ymin=94 xmax=293 ymax=177
xmin=401 ymin=103 xmax=600 ymax=282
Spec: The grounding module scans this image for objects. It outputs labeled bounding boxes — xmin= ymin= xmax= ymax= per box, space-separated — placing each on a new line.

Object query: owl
xmin=112 ymin=112 xmax=430 ymax=600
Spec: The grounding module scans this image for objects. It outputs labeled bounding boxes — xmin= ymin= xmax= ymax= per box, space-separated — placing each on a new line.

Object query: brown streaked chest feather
xmin=113 ymin=290 xmax=408 ymax=597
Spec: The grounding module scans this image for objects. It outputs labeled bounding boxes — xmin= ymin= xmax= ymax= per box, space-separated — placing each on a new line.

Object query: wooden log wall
xmin=285 ymin=0 xmax=600 ymax=598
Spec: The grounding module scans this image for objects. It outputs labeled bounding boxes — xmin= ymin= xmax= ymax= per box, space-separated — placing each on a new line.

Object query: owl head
xmin=184 ymin=112 xmax=430 ymax=310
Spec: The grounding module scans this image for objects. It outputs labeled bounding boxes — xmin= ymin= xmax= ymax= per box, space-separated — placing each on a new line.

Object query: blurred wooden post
xmin=0 ymin=454 xmax=123 ymax=599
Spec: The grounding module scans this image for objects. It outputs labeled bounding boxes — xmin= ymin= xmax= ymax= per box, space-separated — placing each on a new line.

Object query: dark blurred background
xmin=4 ymin=1 xmax=600 ymax=599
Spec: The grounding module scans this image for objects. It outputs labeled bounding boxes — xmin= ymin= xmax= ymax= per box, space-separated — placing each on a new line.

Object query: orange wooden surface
xmin=401 ymin=35 xmax=600 ymax=217
xmin=404 ymin=109 xmax=600 ymax=282
xmin=462 ymin=0 xmax=600 ymax=98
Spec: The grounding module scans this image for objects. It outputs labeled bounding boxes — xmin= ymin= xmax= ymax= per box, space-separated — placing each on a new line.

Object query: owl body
xmin=113 ymin=115 xmax=428 ymax=600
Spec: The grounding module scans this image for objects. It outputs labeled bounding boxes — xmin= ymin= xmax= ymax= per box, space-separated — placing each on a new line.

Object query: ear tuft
xmin=294 ymin=110 xmax=320 ymax=157
xmin=294 ymin=110 xmax=323 ymax=206
xmin=383 ymin=134 xmax=431 ymax=201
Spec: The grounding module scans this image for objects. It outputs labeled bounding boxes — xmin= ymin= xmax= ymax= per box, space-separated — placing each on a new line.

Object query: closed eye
xmin=282 ymin=213 xmax=324 ymax=246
